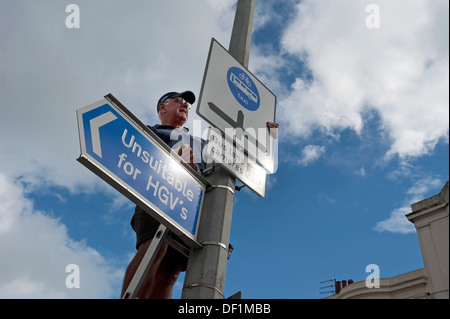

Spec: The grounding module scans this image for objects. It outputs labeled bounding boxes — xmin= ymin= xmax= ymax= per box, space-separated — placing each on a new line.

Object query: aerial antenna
xmin=319 ymin=277 xmax=336 ymax=296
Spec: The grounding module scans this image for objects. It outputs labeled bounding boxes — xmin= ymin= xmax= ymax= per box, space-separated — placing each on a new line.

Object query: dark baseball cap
xmin=157 ymin=91 xmax=196 ymax=112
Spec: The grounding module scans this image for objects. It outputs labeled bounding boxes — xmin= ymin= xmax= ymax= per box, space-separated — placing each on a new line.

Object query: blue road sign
xmin=227 ymin=66 xmax=260 ymax=111
xmin=76 ymin=95 xmax=205 ymax=248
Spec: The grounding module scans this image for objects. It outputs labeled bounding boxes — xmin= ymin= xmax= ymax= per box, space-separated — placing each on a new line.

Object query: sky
xmin=0 ymin=0 xmax=448 ymax=299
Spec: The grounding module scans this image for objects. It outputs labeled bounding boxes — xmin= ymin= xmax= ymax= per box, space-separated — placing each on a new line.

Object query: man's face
xmin=159 ymin=97 xmax=191 ymax=128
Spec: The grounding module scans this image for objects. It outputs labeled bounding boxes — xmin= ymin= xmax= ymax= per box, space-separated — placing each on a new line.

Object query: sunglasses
xmin=166 ymin=97 xmax=192 ymax=109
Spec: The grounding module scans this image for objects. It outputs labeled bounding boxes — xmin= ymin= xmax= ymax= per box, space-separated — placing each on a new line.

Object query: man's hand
xmin=267 ymin=122 xmax=279 ymax=139
xmin=175 ymin=144 xmax=198 ymax=171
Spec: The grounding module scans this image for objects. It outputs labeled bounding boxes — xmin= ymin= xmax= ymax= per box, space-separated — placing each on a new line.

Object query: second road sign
xmin=197 ymin=38 xmax=277 ymax=174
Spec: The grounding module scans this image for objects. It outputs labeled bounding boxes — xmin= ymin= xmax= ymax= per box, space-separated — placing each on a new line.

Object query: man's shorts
xmin=130 ymin=206 xmax=188 ymax=271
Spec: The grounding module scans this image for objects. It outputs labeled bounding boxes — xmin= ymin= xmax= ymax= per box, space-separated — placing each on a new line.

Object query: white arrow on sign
xmin=90 ymin=111 xmax=117 ymax=158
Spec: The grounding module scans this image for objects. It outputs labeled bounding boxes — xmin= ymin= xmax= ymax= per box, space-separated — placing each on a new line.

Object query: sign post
xmin=181 ymin=0 xmax=256 ymax=299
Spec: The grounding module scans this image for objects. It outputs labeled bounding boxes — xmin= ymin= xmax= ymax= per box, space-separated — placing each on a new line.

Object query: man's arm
xmin=175 ymin=143 xmax=199 ymax=171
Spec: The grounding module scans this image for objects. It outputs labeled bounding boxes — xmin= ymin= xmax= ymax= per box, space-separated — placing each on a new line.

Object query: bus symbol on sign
xmin=227 ymin=67 xmax=260 ymax=111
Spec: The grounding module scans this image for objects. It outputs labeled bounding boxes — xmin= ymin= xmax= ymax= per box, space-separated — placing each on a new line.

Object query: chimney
xmin=335 ymin=281 xmax=342 ymax=294
xmin=342 ymin=280 xmax=347 ymax=288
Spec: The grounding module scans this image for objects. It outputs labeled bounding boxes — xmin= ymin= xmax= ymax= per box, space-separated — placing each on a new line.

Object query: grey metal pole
xmin=229 ymin=0 xmax=255 ymax=67
xmin=181 ymin=0 xmax=255 ymax=299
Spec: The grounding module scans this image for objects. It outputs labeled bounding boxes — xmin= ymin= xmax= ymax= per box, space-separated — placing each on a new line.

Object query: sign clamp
xmin=209 ymin=184 xmax=236 ymax=194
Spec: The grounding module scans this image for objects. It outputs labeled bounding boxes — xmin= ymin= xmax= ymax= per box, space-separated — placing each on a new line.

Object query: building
xmin=325 ymin=181 xmax=449 ymax=299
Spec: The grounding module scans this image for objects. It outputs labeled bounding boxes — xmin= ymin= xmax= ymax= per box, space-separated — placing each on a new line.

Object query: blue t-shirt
xmin=148 ymin=124 xmax=207 ymax=171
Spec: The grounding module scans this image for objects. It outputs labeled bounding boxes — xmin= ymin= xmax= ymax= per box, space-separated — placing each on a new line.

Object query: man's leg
xmin=149 ymin=251 xmax=184 ymax=299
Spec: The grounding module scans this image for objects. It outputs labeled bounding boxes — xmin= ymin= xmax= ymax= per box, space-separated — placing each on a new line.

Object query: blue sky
xmin=0 ymin=0 xmax=448 ymax=299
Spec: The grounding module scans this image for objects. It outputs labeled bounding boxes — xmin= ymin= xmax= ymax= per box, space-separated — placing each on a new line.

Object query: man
xmin=121 ymin=91 xmax=200 ymax=299
xmin=121 ymin=91 xmax=279 ymax=299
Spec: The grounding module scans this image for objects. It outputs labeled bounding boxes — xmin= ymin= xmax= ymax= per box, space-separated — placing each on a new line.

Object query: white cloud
xmin=374 ymin=177 xmax=443 ymax=233
xmin=249 ymin=45 xmax=287 ymax=96
xmin=318 ymin=193 xmax=336 ymax=205
xmin=373 ymin=206 xmax=415 ymax=234
xmin=356 ymin=167 xmax=366 ymax=177
xmin=298 ymin=145 xmax=326 ymax=167
xmin=279 ymin=0 xmax=449 ymax=159
xmin=406 ymin=178 xmax=444 ymax=199
xmin=0 ymin=173 xmax=123 ymax=298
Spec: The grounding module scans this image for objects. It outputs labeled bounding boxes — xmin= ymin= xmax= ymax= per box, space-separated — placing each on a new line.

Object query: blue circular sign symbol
xmin=227 ymin=67 xmax=260 ymax=111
